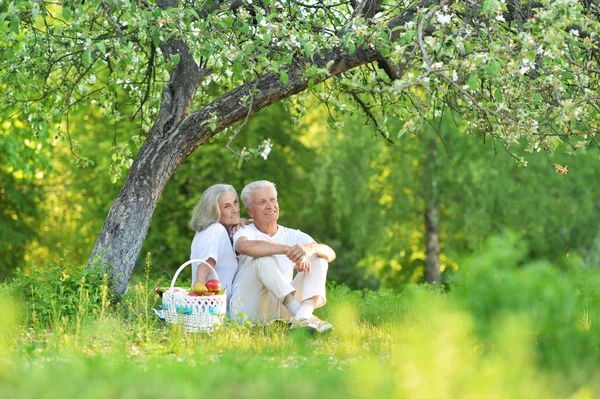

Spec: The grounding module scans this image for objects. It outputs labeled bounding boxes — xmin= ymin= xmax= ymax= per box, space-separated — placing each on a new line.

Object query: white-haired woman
xmin=189 ymin=184 xmax=243 ymax=300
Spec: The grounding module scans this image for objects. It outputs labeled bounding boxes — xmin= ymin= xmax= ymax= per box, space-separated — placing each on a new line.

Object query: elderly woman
xmin=189 ymin=184 xmax=242 ymax=300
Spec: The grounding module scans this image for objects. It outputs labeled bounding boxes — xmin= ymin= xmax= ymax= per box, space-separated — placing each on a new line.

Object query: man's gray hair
xmin=241 ymin=180 xmax=277 ymax=209
xmin=189 ymin=184 xmax=238 ymax=231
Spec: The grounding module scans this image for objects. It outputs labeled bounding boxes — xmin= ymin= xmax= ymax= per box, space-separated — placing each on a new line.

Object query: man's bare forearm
xmin=306 ymin=243 xmax=336 ymax=262
xmin=236 ymin=239 xmax=290 ymax=258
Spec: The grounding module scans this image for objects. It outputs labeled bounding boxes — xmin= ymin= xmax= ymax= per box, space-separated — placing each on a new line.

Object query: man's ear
xmin=246 ymin=207 xmax=254 ymax=219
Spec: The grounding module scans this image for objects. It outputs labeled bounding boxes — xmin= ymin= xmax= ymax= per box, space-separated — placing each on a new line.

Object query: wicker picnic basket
xmin=161 ymin=259 xmax=227 ymax=332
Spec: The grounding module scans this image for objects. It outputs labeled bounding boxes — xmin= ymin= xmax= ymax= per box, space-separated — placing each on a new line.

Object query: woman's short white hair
xmin=240 ymin=180 xmax=277 ymax=209
xmin=189 ymin=184 xmax=238 ymax=231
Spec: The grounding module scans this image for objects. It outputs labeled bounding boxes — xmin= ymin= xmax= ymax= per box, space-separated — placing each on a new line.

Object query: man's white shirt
xmin=231 ymin=224 xmax=314 ymax=294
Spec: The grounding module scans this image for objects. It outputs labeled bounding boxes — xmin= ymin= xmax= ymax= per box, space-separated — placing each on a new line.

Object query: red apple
xmin=188 ymin=292 xmax=199 ymax=297
xmin=205 ymin=279 xmax=221 ymax=292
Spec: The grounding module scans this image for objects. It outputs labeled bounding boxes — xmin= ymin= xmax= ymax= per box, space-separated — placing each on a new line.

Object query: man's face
xmin=247 ymin=186 xmax=279 ymax=225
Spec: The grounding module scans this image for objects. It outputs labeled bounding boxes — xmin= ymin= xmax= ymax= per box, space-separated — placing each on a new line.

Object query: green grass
xmin=3 ymin=238 xmax=600 ymax=398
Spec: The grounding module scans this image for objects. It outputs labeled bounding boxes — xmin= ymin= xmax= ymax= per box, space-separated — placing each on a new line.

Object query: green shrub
xmin=9 ymin=256 xmax=113 ymax=327
xmin=451 ymin=233 xmax=600 ymax=382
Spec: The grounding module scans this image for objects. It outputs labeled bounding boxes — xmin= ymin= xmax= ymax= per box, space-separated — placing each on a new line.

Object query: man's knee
xmin=309 ymin=255 xmax=328 ymax=273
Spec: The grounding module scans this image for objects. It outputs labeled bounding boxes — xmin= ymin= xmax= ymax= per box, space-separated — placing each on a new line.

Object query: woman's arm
xmin=195 ymin=257 xmax=216 ymax=284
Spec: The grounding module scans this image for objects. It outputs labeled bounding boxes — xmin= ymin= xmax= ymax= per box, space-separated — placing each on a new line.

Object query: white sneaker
xmin=290 ymin=318 xmax=317 ymax=332
xmin=308 ymin=316 xmax=333 ymax=333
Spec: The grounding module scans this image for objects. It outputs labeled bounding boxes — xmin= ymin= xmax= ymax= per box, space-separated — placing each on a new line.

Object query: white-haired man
xmin=229 ymin=180 xmax=335 ymax=332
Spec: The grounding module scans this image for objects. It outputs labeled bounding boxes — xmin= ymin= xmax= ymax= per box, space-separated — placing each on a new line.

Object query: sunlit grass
xmin=3 ymin=238 xmax=600 ymax=398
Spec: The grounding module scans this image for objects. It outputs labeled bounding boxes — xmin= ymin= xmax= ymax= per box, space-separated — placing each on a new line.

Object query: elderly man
xmin=229 ymin=180 xmax=335 ymax=332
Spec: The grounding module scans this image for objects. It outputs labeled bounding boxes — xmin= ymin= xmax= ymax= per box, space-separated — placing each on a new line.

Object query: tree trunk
xmin=423 ymin=127 xmax=441 ymax=284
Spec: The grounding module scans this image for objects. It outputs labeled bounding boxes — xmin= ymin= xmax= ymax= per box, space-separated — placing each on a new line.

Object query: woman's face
xmin=218 ymin=191 xmax=240 ymax=228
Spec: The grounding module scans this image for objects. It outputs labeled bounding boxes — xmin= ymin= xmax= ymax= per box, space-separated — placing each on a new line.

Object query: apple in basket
xmin=188 ymin=292 xmax=200 ymax=297
xmin=206 ymin=279 xmax=221 ymax=292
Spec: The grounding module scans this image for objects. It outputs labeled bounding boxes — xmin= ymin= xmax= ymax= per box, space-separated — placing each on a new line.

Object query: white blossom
xmin=495 ymin=14 xmax=506 ymax=22
xmin=519 ymin=58 xmax=536 ymax=75
xmin=436 ymin=13 xmax=452 ymax=25
xmin=260 ymin=139 xmax=272 ymax=160
xmin=570 ymin=29 xmax=579 ymax=37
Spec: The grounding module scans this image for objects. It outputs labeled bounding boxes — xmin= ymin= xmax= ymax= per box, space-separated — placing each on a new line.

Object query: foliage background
xmin=2 ymin=94 xmax=599 ymax=288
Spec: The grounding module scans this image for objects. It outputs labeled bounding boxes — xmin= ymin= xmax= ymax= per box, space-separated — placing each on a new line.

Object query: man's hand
xmin=294 ymin=255 xmax=311 ymax=274
xmin=287 ymin=244 xmax=312 ymax=263
xmin=288 ymin=244 xmax=312 ymax=274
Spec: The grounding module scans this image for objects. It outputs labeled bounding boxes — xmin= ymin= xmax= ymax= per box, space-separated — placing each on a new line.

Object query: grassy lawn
xmin=3 ymin=241 xmax=600 ymax=398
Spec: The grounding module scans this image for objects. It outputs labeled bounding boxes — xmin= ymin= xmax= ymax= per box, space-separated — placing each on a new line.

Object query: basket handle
xmin=169 ymin=259 xmax=219 ymax=290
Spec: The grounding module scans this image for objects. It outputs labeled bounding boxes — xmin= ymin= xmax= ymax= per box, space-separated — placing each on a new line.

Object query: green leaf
xmin=170 ymin=53 xmax=180 ymax=65
xmin=152 ymin=31 xmax=160 ymax=48
xmin=96 ymin=42 xmax=106 ymax=55
xmin=32 ymin=5 xmax=40 ymax=21
xmin=483 ymin=60 xmax=501 ymax=76
xmin=9 ymin=17 xmax=19 ymax=34
xmin=494 ymin=88 xmax=502 ymax=102
xmin=209 ymin=122 xmax=216 ymax=132
xmin=482 ymin=0 xmax=494 ymax=13
xmin=82 ymin=49 xmax=92 ymax=67
xmin=263 ymin=33 xmax=272 ymax=46
xmin=348 ymin=41 xmax=355 ymax=54
xmin=299 ymin=38 xmax=313 ymax=57
xmin=279 ymin=70 xmax=289 ymax=84
xmin=241 ymin=23 xmax=249 ymax=35
xmin=233 ymin=59 xmax=243 ymax=76
xmin=62 ymin=6 xmax=73 ymax=20
xmin=466 ymin=74 xmax=480 ymax=90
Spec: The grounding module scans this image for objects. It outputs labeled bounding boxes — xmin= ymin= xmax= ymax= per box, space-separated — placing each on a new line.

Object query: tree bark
xmin=88 ymin=0 xmax=435 ymax=294
xmin=423 ymin=127 xmax=441 ymax=284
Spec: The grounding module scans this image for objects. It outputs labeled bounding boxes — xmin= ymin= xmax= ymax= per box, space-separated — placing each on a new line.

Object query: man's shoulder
xmin=277 ymin=225 xmax=304 ymax=235
xmin=275 ymin=225 xmax=313 ymax=244
xmin=233 ymin=223 xmax=259 ymax=240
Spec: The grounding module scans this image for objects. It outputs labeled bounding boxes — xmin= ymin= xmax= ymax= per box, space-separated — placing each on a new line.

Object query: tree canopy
xmin=2 ymin=0 xmax=599 ymax=293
